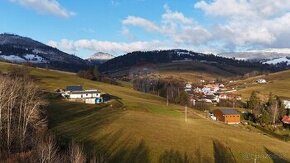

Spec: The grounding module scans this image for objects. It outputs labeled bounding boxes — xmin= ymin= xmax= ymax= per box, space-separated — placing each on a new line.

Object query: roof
xmin=69 ymin=90 xmax=100 ymax=94
xmin=219 ymin=109 xmax=239 ymax=115
xmin=66 ymin=85 xmax=83 ymax=92
xmin=282 ymin=116 xmax=290 ymax=124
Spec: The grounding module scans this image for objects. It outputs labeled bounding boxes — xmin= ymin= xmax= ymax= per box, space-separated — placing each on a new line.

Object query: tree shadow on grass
xmin=158 ymin=148 xmax=211 ymax=163
xmin=213 ymin=139 xmax=237 ymax=163
xmin=264 ymin=147 xmax=289 ymax=163
xmin=159 ymin=149 xmax=193 ymax=163
xmin=110 ymin=140 xmax=150 ymax=163
xmin=82 ymin=130 xmax=150 ymax=163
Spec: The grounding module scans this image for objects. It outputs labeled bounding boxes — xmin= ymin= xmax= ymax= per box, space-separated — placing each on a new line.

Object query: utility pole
xmin=185 ymin=105 xmax=188 ymax=123
xmin=273 ymin=100 xmax=278 ymax=124
xmin=233 ymin=98 xmax=236 ymax=108
xmin=166 ymin=88 xmax=169 ymax=106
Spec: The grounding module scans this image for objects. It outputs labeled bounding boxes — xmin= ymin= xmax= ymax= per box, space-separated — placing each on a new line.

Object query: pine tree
xmin=248 ymin=91 xmax=261 ymax=118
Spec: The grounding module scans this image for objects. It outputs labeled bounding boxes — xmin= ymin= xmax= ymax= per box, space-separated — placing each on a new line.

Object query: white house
xmin=219 ymin=84 xmax=225 ymax=88
xmin=65 ymin=90 xmax=101 ymax=99
xmin=283 ymin=100 xmax=290 ymax=109
xmin=184 ymin=83 xmax=192 ymax=92
xmin=202 ymin=87 xmax=213 ymax=95
xmin=62 ymin=86 xmax=103 ymax=104
xmin=257 ymin=79 xmax=267 ymax=84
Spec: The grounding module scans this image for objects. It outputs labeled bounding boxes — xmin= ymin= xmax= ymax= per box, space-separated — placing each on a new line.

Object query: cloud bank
xmin=48 ymin=1 xmax=290 ymax=56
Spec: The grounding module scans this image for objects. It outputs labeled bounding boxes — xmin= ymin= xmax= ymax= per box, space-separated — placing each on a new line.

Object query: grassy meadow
xmin=233 ymin=70 xmax=290 ymax=100
xmin=1 ymin=61 xmax=290 ymax=163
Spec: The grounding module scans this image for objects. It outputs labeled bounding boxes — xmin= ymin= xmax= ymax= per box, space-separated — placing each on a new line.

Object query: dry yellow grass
xmin=1 ymin=62 xmax=290 ymax=163
xmin=233 ymin=70 xmax=290 ymax=100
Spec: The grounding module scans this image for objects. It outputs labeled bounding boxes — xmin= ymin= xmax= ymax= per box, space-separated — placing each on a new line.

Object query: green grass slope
xmin=1 ymin=62 xmax=290 ymax=163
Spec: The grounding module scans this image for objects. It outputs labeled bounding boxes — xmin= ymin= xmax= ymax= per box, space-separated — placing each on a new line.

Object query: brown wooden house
xmin=213 ymin=109 xmax=240 ymax=124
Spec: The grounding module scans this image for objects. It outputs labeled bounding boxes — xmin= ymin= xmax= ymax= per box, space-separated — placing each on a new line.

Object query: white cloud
xmin=47 ymin=39 xmax=171 ymax=55
xmin=122 ymin=16 xmax=160 ymax=32
xmin=194 ymin=0 xmax=290 ymax=51
xmin=9 ymin=0 xmax=75 ymax=18
xmin=49 ymin=2 xmax=290 ymax=57
xmin=122 ymin=5 xmax=211 ymax=45
xmin=111 ymin=0 xmax=120 ymax=6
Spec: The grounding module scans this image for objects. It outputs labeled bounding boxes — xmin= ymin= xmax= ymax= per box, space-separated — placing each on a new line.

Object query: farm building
xmin=213 ymin=109 xmax=240 ymax=124
xmin=62 ymin=85 xmax=103 ymax=104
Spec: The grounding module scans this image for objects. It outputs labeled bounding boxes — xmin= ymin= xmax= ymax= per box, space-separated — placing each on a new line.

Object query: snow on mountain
xmin=220 ymin=48 xmax=290 ymax=60
xmin=0 ymin=55 xmax=26 ymax=62
xmin=0 ymin=33 xmax=89 ymax=72
xmin=0 ymin=54 xmax=48 ymax=63
xmin=23 ymin=54 xmax=47 ymax=63
xmin=263 ymin=57 xmax=290 ymax=65
xmin=87 ymin=52 xmax=114 ymax=61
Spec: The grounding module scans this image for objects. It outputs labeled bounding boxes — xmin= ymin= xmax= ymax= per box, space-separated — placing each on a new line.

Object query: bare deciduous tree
xmin=37 ymin=135 xmax=59 ymax=163
xmin=69 ymin=142 xmax=86 ymax=163
xmin=0 ymin=75 xmax=46 ymax=154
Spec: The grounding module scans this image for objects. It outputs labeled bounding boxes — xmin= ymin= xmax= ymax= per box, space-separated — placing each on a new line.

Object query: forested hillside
xmin=99 ymin=50 xmax=283 ymax=80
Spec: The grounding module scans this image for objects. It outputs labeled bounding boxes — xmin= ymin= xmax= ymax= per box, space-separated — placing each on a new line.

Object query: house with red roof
xmin=282 ymin=116 xmax=290 ymax=124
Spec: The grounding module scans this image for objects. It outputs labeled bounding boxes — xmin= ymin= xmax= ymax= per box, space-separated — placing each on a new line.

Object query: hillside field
xmin=1 ymin=61 xmax=290 ymax=163
xmin=234 ymin=70 xmax=290 ymax=100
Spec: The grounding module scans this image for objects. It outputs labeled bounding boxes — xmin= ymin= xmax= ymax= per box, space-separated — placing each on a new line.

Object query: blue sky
xmin=1 ymin=0 xmax=290 ymax=58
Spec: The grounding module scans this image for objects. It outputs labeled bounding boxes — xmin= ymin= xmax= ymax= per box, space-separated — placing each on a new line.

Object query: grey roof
xmin=219 ymin=109 xmax=239 ymax=115
xmin=69 ymin=90 xmax=100 ymax=94
xmin=66 ymin=85 xmax=83 ymax=92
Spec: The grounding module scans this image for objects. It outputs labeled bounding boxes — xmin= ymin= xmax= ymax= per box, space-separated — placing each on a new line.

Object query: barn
xmin=213 ymin=109 xmax=240 ymax=124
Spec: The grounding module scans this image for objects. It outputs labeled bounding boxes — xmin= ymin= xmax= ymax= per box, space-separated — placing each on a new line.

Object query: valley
xmin=1 ymin=61 xmax=290 ymax=162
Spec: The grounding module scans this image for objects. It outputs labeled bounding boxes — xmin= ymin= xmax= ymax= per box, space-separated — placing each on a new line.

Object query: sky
xmin=1 ymin=0 xmax=290 ymax=58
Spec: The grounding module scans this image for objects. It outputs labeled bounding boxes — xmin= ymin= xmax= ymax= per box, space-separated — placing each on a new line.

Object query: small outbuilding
xmin=213 ymin=109 xmax=240 ymax=124
xmin=256 ymin=79 xmax=267 ymax=84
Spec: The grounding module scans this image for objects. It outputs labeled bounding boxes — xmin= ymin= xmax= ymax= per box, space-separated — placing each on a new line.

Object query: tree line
xmin=245 ymin=91 xmax=287 ymax=125
xmin=77 ymin=66 xmax=119 ymax=85
xmin=132 ymin=76 xmax=189 ymax=106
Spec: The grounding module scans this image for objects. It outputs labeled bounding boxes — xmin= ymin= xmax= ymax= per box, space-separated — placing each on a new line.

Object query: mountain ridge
xmin=98 ymin=49 xmax=284 ymax=80
xmin=0 ymin=33 xmax=89 ymax=72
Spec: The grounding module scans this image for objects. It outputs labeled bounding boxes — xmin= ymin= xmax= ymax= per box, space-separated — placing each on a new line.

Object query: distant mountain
xmin=263 ymin=57 xmax=290 ymax=65
xmin=220 ymin=49 xmax=290 ymax=61
xmin=99 ymin=49 xmax=282 ymax=79
xmin=0 ymin=33 xmax=89 ymax=72
xmin=86 ymin=52 xmax=114 ymax=64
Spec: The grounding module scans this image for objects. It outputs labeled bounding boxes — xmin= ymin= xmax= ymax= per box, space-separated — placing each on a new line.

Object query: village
xmin=183 ymin=78 xmax=290 ymax=126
